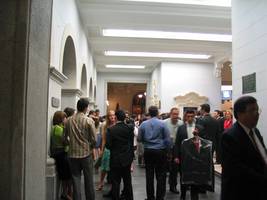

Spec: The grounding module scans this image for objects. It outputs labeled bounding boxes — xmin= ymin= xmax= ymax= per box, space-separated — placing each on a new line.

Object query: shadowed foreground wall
xmin=0 ymin=0 xmax=52 ymax=199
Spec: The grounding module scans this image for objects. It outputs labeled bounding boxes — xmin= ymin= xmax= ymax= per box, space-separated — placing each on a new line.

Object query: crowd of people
xmin=50 ymin=95 xmax=267 ymax=200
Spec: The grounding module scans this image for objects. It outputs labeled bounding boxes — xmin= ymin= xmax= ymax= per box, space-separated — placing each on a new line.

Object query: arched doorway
xmin=94 ymin=85 xmax=96 ymax=102
xmin=62 ymin=36 xmax=76 ymax=89
xmin=81 ymin=64 xmax=87 ymax=96
xmin=89 ymin=78 xmax=93 ymax=99
xmin=132 ymin=92 xmax=146 ymax=115
xmin=107 ymin=82 xmax=147 ymax=114
xmin=221 ymin=61 xmax=232 ymax=111
xmin=61 ymin=36 xmax=78 ymax=109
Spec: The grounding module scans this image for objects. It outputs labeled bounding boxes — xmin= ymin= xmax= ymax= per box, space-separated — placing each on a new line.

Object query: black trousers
xmin=111 ymin=165 xmax=133 ymax=200
xmin=181 ymin=185 xmax=199 ymax=200
xmin=168 ymin=148 xmax=179 ymax=189
xmin=144 ymin=149 xmax=167 ymax=200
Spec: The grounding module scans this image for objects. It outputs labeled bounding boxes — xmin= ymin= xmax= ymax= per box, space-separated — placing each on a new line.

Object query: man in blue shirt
xmin=138 ymin=106 xmax=171 ymax=200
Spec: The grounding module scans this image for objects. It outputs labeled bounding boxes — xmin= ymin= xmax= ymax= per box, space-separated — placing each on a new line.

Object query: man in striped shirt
xmin=65 ymin=98 xmax=96 ymax=200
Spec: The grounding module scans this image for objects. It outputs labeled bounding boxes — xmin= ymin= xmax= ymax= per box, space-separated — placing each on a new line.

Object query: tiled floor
xmin=90 ymin=164 xmax=221 ymax=200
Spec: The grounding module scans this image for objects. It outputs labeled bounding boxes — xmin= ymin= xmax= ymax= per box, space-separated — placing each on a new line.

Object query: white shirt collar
xmin=238 ymin=121 xmax=254 ymax=135
xmin=238 ymin=122 xmax=267 ymax=166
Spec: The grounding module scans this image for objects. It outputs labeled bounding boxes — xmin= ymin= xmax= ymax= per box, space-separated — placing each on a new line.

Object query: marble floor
xmin=88 ymin=164 xmax=221 ymax=200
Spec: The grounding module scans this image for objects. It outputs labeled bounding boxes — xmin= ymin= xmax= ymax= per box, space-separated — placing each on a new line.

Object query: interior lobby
xmin=1 ymin=0 xmax=267 ymax=199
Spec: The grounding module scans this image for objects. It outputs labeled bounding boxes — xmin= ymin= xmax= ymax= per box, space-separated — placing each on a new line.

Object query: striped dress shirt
xmin=65 ymin=112 xmax=96 ymax=158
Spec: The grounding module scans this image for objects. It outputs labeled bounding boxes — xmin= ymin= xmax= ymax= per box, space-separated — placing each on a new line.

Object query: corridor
xmin=3 ymin=1 xmax=267 ymax=199
xmin=90 ymin=164 xmax=221 ymax=200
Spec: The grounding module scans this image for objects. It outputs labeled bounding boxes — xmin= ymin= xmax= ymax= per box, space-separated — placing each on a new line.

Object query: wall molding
xmin=49 ymin=66 xmax=68 ymax=84
xmin=174 ymin=92 xmax=208 ymax=116
xmin=62 ymin=89 xmax=83 ymax=97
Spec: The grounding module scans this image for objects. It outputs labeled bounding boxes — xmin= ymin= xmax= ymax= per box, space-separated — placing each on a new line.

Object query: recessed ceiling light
xmin=103 ymin=29 xmax=232 ymax=42
xmin=123 ymin=0 xmax=231 ymax=7
xmin=105 ymin=51 xmax=211 ymax=59
xmin=106 ymin=64 xmax=146 ymax=69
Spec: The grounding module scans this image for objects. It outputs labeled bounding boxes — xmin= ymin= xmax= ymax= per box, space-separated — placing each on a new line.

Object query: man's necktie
xmin=249 ymin=130 xmax=259 ymax=152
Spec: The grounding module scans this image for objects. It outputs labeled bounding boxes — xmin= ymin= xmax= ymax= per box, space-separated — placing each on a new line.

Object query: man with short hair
xmin=198 ymin=104 xmax=219 ymax=193
xmin=198 ymin=104 xmax=220 ymax=154
xmin=106 ymin=109 xmax=135 ymax=200
xmin=221 ymin=96 xmax=267 ymax=200
xmin=65 ymin=98 xmax=96 ymax=200
xmin=164 ymin=107 xmax=183 ymax=194
xmin=138 ymin=106 xmax=171 ymax=200
xmin=173 ymin=110 xmax=197 ymax=200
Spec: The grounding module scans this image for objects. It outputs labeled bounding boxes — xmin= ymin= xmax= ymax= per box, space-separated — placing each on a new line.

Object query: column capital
xmin=49 ymin=66 xmax=68 ymax=84
xmin=62 ymin=88 xmax=83 ymax=97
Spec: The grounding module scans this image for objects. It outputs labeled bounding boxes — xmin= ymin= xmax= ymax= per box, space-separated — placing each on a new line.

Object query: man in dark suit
xmin=174 ymin=109 xmax=198 ymax=200
xmin=106 ymin=109 xmax=135 ymax=200
xmin=221 ymin=96 xmax=267 ymax=200
xmin=214 ymin=110 xmax=225 ymax=164
xmin=197 ymin=104 xmax=220 ymax=154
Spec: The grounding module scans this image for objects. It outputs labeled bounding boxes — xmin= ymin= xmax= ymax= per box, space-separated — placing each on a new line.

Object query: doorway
xmin=107 ymin=82 xmax=147 ymax=115
xmin=221 ymin=61 xmax=232 ymax=111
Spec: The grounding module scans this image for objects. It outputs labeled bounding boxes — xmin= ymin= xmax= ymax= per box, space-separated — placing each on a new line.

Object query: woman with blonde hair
xmin=224 ymin=110 xmax=233 ymax=130
xmin=96 ymin=110 xmax=116 ymax=191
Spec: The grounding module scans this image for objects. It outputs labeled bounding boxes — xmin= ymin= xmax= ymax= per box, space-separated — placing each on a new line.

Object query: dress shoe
xmin=119 ymin=193 xmax=126 ymax=200
xmin=103 ymin=190 xmax=112 ymax=198
xmin=170 ymin=187 xmax=180 ymax=194
xmin=198 ymin=189 xmax=206 ymax=194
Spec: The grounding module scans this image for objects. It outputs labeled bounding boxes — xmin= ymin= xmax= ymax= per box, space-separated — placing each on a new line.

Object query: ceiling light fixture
xmin=123 ymin=0 xmax=231 ymax=7
xmin=105 ymin=51 xmax=211 ymax=59
xmin=105 ymin=64 xmax=146 ymax=69
xmin=103 ymin=29 xmax=232 ymax=42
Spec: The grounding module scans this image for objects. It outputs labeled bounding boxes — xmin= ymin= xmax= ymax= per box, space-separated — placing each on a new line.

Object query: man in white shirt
xmin=173 ymin=109 xmax=196 ymax=200
xmin=164 ymin=107 xmax=183 ymax=194
xmin=221 ymin=96 xmax=267 ymax=200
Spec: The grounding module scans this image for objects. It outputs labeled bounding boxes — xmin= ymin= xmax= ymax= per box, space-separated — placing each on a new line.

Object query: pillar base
xmin=46 ymin=157 xmax=56 ymax=200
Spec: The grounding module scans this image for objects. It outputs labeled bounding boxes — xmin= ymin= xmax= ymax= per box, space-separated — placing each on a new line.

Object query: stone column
xmin=0 ymin=0 xmax=53 ymax=200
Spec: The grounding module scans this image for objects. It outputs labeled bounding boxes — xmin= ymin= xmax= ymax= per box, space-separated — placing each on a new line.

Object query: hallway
xmin=3 ymin=1 xmax=267 ymax=199
xmin=91 ymin=164 xmax=221 ymax=200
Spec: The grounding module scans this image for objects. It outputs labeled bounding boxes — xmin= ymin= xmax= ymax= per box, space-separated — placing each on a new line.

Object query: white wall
xmin=48 ymin=0 xmax=96 ymax=153
xmin=160 ymin=62 xmax=221 ymax=113
xmin=50 ymin=0 xmax=95 ymax=94
xmin=232 ymin=0 xmax=267 ymax=142
xmin=96 ymin=72 xmax=151 ymax=114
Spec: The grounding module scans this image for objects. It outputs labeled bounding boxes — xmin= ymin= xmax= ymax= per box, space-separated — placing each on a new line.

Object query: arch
xmin=89 ymin=77 xmax=93 ymax=98
xmin=62 ymin=36 xmax=77 ymax=89
xmin=221 ymin=61 xmax=232 ymax=85
xmin=94 ymin=85 xmax=96 ymax=102
xmin=132 ymin=92 xmax=146 ymax=115
xmin=81 ymin=64 xmax=87 ymax=95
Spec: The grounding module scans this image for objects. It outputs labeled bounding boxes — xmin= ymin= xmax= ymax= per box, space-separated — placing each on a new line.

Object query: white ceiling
xmin=77 ymin=0 xmax=232 ymax=73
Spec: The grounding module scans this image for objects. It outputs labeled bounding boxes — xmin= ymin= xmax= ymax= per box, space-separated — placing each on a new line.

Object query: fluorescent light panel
xmin=103 ymin=29 xmax=232 ymax=42
xmin=106 ymin=64 xmax=145 ymax=69
xmin=123 ymin=0 xmax=231 ymax=7
xmin=105 ymin=51 xmax=211 ymax=59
